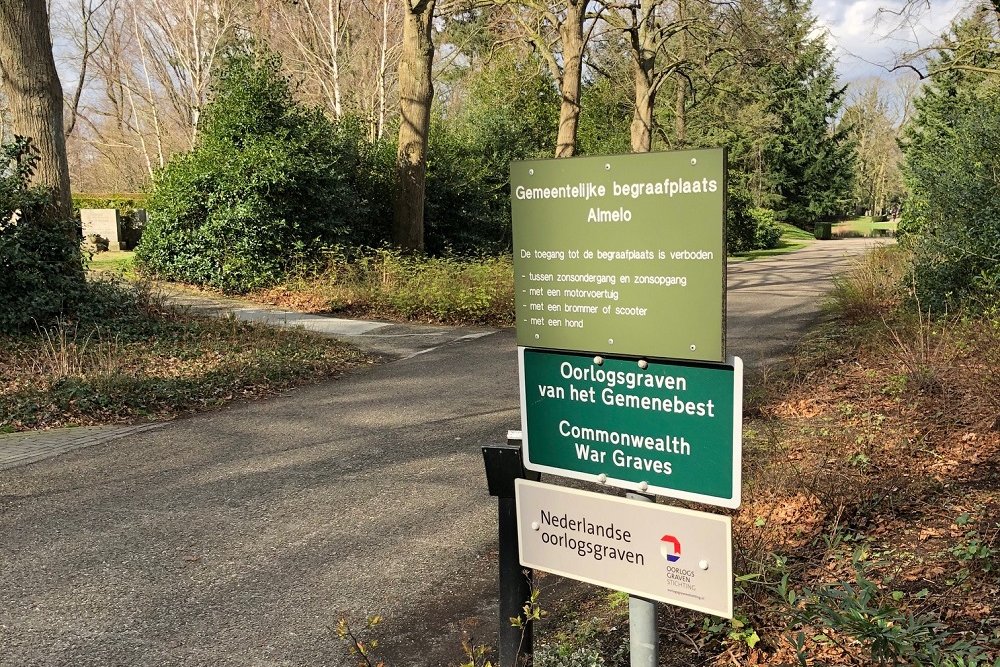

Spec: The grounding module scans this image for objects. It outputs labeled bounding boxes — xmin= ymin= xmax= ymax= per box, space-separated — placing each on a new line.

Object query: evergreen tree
xmin=900 ymin=13 xmax=1000 ymax=312
xmin=759 ymin=0 xmax=854 ymax=226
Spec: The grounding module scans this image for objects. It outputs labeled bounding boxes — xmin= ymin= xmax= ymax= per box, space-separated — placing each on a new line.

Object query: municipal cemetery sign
xmin=511 ymin=149 xmax=726 ymax=362
xmin=505 ymin=147 xmax=739 ymax=624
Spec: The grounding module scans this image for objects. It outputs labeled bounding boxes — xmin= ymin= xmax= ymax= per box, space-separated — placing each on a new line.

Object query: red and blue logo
xmin=660 ymin=535 xmax=681 ymax=563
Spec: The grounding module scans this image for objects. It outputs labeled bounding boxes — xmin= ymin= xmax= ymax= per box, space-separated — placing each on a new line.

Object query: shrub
xmin=424 ymin=121 xmax=511 ymax=255
xmin=751 ymin=207 xmax=782 ymax=250
xmin=137 ymin=47 xmax=362 ymax=293
xmin=0 ymin=137 xmax=85 ymax=331
xmin=899 ymin=19 xmax=1000 ymax=313
xmin=270 ymin=248 xmax=515 ymax=326
xmin=728 ymin=191 xmax=781 ymax=253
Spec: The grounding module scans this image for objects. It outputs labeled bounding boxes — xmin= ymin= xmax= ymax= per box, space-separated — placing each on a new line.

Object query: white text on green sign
xmin=519 ymin=348 xmax=743 ymax=509
xmin=511 ymin=149 xmax=726 ymax=361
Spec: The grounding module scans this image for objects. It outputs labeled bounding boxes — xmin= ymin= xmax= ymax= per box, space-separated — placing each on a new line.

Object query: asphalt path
xmin=0 ymin=238 xmax=885 ymax=667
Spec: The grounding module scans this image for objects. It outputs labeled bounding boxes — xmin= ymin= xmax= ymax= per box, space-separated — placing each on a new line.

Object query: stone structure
xmin=80 ymin=208 xmax=124 ymax=250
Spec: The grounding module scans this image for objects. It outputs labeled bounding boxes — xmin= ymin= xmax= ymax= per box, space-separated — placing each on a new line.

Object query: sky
xmin=813 ymin=0 xmax=970 ymax=84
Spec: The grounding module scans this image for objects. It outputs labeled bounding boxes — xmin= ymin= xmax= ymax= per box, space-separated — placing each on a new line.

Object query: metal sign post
xmin=483 ymin=434 xmax=539 ymax=667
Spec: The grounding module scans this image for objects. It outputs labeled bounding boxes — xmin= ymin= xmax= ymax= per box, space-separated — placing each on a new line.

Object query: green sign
xmin=519 ymin=348 xmax=742 ymax=508
xmin=512 ymin=149 xmax=726 ymax=362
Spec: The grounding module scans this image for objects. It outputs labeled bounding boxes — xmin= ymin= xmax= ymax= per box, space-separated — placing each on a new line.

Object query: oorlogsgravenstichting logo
xmin=660 ymin=534 xmax=681 ymax=563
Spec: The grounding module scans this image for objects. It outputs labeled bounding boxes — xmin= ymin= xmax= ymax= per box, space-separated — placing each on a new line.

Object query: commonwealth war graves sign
xmin=519 ymin=348 xmax=743 ymax=508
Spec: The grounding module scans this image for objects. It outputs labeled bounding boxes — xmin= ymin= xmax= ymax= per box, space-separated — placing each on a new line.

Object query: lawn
xmin=833 ymin=217 xmax=898 ymax=238
xmin=86 ymin=249 xmax=136 ymax=274
xmin=730 ymin=223 xmax=814 ymax=261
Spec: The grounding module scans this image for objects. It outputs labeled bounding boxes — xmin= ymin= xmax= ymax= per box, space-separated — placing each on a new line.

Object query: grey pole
xmin=626 ymin=491 xmax=658 ymax=667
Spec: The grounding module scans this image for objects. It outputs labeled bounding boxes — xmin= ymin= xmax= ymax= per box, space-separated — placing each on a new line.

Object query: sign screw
xmin=689 ymin=344 xmax=697 ymax=351
xmin=531 ymin=522 xmax=540 ymax=531
xmin=528 ymin=168 xmax=534 ymax=175
xmin=535 ymin=334 xmax=540 ymax=339
xmin=605 ymin=163 xmax=611 ymax=170
xmin=597 ymin=473 xmax=608 ymax=484
xmin=638 ymin=481 xmax=649 ymax=492
xmin=608 ymin=338 xmax=614 ymax=345
xmin=699 ymin=560 xmax=710 ymax=570
xmin=638 ymin=359 xmax=648 ymax=370
xmin=690 ymin=158 xmax=697 ymax=165
xmin=594 ymin=355 xmax=604 ymax=366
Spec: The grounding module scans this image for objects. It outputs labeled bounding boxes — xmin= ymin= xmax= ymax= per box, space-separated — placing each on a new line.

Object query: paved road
xmin=0 ymin=238 xmax=885 ymax=667
xmin=727 ymin=238 xmax=883 ymax=369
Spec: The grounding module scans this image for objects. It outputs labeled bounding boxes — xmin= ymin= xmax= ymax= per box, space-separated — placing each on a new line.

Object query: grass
xmin=0 ymin=277 xmax=371 ymax=432
xmin=730 ymin=223 xmax=813 ymax=261
xmin=833 ymin=217 xmax=898 ymax=238
xmin=251 ymin=249 xmax=516 ymax=327
xmin=775 ymin=222 xmax=816 ymax=241
xmin=85 ymin=250 xmax=136 ymax=275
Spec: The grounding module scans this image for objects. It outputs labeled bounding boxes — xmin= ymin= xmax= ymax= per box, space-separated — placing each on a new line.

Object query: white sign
xmin=515 ymin=479 xmax=733 ymax=618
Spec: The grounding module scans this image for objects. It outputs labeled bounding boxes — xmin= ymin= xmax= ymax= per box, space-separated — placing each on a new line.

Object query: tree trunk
xmin=393 ymin=0 xmax=435 ymax=252
xmin=630 ymin=63 xmax=655 ymax=152
xmin=673 ymin=0 xmax=687 ymax=146
xmin=554 ymin=1 xmax=585 ymax=158
xmin=0 ymin=0 xmax=73 ymax=221
xmin=629 ymin=2 xmax=656 ymax=153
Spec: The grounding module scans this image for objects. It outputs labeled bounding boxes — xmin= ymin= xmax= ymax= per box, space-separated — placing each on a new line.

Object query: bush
xmin=751 ymin=207 xmax=782 ymax=249
xmin=268 ymin=248 xmax=515 ymax=326
xmin=728 ymin=191 xmax=782 ymax=253
xmin=901 ymin=98 xmax=1000 ymax=312
xmin=900 ymin=19 xmax=1000 ymax=313
xmin=0 ymin=137 xmax=86 ymax=332
xmin=136 ymin=47 xmax=363 ymax=293
xmin=424 ymin=121 xmax=511 ymax=255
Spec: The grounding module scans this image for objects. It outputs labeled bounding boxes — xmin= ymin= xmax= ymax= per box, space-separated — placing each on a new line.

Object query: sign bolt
xmin=605 ymin=163 xmax=611 ymax=170
xmin=608 ymin=338 xmax=614 ymax=345
xmin=528 ymin=168 xmax=534 ymax=175
xmin=638 ymin=359 xmax=648 ymax=370
xmin=531 ymin=522 xmax=540 ymax=531
xmin=639 ymin=481 xmax=649 ymax=492
xmin=690 ymin=158 xmax=697 ymax=165
xmin=699 ymin=560 xmax=710 ymax=570
xmin=594 ymin=355 xmax=604 ymax=366
xmin=689 ymin=344 xmax=697 ymax=351
xmin=535 ymin=334 xmax=540 ymax=339
xmin=597 ymin=473 xmax=608 ymax=484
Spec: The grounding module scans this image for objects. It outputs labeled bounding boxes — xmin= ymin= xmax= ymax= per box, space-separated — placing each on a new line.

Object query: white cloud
xmin=814 ymin=0 xmax=969 ymax=83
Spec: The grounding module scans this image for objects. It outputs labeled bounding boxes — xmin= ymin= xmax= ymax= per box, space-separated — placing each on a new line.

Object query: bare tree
xmin=278 ymin=0 xmax=351 ymax=119
xmin=509 ymin=0 xmax=598 ymax=157
xmin=50 ymin=0 xmax=113 ymax=138
xmin=138 ymin=0 xmax=248 ymax=146
xmin=0 ymin=0 xmax=73 ymax=219
xmin=601 ymin=0 xmax=697 ymax=151
xmin=843 ymin=81 xmax=905 ymax=216
xmin=878 ymin=0 xmax=1000 ymax=77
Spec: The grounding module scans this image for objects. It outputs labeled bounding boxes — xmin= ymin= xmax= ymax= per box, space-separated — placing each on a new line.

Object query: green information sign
xmin=519 ymin=348 xmax=742 ymax=508
xmin=512 ymin=149 xmax=726 ymax=362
